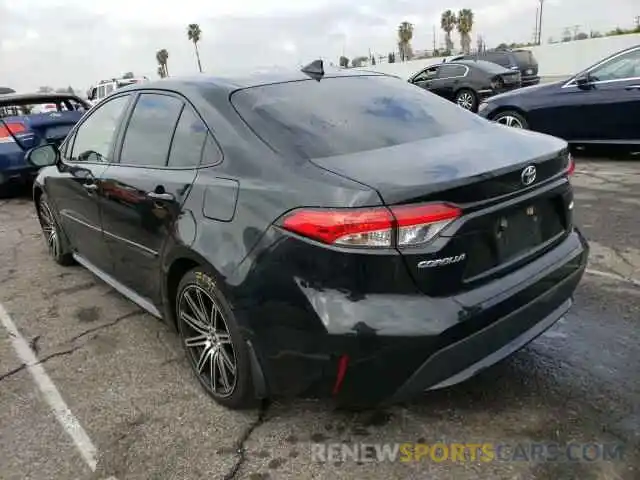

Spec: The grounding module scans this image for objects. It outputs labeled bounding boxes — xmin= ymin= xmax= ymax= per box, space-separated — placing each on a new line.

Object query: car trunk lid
xmin=311 ymin=126 xmax=573 ymax=295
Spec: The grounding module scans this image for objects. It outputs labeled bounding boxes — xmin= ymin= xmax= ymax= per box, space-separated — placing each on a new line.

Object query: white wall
xmin=355 ymin=33 xmax=640 ymax=80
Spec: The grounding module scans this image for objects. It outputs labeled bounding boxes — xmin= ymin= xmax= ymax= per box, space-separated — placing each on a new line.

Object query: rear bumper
xmin=245 ymin=228 xmax=588 ymax=404
xmin=521 ymin=75 xmax=540 ymax=86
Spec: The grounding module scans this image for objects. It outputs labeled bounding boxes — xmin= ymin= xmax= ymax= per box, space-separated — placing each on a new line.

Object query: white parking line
xmin=0 ymin=302 xmax=98 ymax=472
xmin=585 ymin=268 xmax=640 ymax=287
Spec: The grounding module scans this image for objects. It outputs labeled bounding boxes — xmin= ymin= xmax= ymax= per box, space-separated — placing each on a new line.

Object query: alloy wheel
xmin=39 ymin=200 xmax=60 ymax=258
xmin=178 ymin=284 xmax=238 ymax=397
xmin=456 ymin=92 xmax=475 ymax=110
xmin=495 ymin=115 xmax=524 ymax=128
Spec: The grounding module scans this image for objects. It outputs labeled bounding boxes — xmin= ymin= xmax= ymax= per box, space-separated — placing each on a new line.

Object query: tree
xmin=371 ymin=56 xmax=376 ymax=66
xmin=589 ymin=30 xmax=602 ymax=38
xmin=575 ymin=32 xmax=588 ymax=40
xmin=157 ymin=66 xmax=166 ymax=79
xmin=457 ymin=9 xmax=474 ymax=54
xmin=122 ymin=72 xmax=134 ymax=79
xmin=397 ymin=21 xmax=414 ymax=62
xmin=156 ymin=49 xmax=169 ymax=77
xmin=38 ymin=86 xmax=54 ymax=93
xmin=441 ymin=10 xmax=457 ymax=53
xmin=388 ymin=52 xmax=396 ymax=63
xmin=66 ymin=86 xmax=75 ymax=94
xmin=339 ymin=55 xmax=349 ymax=68
xmin=187 ymin=24 xmax=203 ymax=73
xmin=351 ymin=56 xmax=368 ymax=68
xmin=561 ymin=28 xmax=572 ymax=42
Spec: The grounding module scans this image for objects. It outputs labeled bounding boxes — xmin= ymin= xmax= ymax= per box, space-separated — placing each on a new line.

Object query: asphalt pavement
xmin=0 ymin=153 xmax=638 ymax=480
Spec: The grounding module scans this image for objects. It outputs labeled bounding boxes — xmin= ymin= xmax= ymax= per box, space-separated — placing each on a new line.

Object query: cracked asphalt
xmin=0 ymin=152 xmax=639 ymax=480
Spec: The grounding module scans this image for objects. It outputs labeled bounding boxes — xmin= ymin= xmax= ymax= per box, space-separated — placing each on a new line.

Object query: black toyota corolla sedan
xmin=26 ymin=62 xmax=588 ymax=409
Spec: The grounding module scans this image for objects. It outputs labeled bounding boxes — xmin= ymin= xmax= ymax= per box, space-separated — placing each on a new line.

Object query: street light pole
xmin=538 ymin=0 xmax=545 ymax=45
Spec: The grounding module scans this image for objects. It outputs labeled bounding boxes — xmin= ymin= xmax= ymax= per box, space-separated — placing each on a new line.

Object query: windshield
xmin=229 ymin=75 xmax=486 ymax=159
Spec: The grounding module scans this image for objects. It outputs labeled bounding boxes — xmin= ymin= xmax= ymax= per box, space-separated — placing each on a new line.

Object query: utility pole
xmin=537 ymin=0 xmax=545 ymax=44
xmin=534 ymin=7 xmax=539 ymax=44
xmin=634 ymin=15 xmax=639 ymax=28
xmin=433 ymin=25 xmax=436 ymax=54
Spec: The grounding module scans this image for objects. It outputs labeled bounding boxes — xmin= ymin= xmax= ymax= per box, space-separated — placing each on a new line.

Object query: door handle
xmin=147 ymin=191 xmax=174 ymax=201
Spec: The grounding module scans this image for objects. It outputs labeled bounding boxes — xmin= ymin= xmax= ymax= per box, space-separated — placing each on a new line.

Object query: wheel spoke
xmin=184 ymin=334 xmax=208 ymax=348
xmin=197 ymin=344 xmax=213 ymax=373
xmin=215 ymin=331 xmax=231 ymax=344
xmin=180 ymin=311 xmax=208 ymax=335
xmin=217 ymin=350 xmax=232 ymax=391
xmin=219 ymin=347 xmax=236 ymax=375
xmin=210 ymin=349 xmax=217 ymax=392
xmin=184 ymin=291 xmax=208 ymax=325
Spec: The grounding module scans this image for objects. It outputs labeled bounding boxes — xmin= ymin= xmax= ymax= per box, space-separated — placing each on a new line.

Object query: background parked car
xmin=451 ymin=49 xmax=540 ymax=86
xmin=477 ymin=44 xmax=640 ymax=145
xmin=0 ymin=93 xmax=90 ymax=195
xmin=408 ymin=59 xmax=522 ymax=112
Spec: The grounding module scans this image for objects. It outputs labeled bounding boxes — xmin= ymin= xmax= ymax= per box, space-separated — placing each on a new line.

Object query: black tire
xmin=455 ymin=88 xmax=478 ymax=112
xmin=176 ymin=267 xmax=258 ymax=410
xmin=37 ymin=193 xmax=75 ymax=266
xmin=492 ymin=110 xmax=529 ymax=129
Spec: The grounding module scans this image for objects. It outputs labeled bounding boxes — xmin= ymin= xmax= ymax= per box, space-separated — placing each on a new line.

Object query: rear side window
xmin=120 ymin=93 xmax=183 ymax=167
xmin=438 ymin=65 xmax=467 ymax=77
xmin=167 ymin=106 xmax=209 ymax=168
xmin=229 ymin=76 xmax=485 ymax=159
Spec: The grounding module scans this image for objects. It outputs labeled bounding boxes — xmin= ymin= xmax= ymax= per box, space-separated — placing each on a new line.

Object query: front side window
xmin=70 ymin=95 xmax=130 ymax=163
xmin=590 ymin=49 xmax=640 ymax=82
xmin=119 ymin=93 xmax=183 ymax=167
xmin=413 ymin=67 xmax=438 ymax=82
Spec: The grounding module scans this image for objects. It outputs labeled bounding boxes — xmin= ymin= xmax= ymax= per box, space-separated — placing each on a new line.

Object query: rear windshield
xmin=230 ymin=75 xmax=486 ymax=159
xmin=513 ymin=50 xmax=536 ymax=66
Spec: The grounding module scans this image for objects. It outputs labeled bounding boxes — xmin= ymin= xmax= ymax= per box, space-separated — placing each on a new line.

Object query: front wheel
xmin=455 ymin=89 xmax=478 ymax=112
xmin=492 ymin=110 xmax=529 ymax=129
xmin=176 ymin=268 xmax=258 ymax=410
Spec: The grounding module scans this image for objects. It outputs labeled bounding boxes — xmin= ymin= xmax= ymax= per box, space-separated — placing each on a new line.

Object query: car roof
xmin=0 ymin=92 xmax=88 ymax=107
xmin=116 ymin=67 xmax=390 ymax=94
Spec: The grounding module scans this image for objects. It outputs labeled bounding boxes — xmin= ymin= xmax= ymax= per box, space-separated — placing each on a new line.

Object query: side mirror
xmin=575 ymin=73 xmax=592 ymax=89
xmin=25 ymin=144 xmax=59 ymax=168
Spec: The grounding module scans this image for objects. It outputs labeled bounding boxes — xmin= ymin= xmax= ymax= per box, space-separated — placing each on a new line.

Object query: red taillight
xmin=567 ymin=153 xmax=575 ymax=176
xmin=281 ymin=203 xmax=461 ymax=248
xmin=0 ymin=122 xmax=26 ymax=138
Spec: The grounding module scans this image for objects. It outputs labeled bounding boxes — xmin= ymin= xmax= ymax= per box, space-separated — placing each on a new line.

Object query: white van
xmin=87 ymin=76 xmax=149 ymax=105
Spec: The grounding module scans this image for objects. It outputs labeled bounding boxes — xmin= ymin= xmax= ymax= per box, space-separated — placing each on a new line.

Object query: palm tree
xmin=440 ymin=10 xmax=457 ymax=53
xmin=457 ymin=9 xmax=474 ymax=54
xmin=157 ymin=66 xmax=166 ymax=79
xmin=156 ymin=49 xmax=169 ymax=77
xmin=187 ymin=24 xmax=203 ymax=73
xmin=397 ymin=21 xmax=414 ymax=62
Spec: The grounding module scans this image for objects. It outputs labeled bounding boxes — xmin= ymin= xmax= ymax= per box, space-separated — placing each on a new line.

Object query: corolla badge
xmin=417 ymin=253 xmax=466 ymax=269
xmin=521 ymin=165 xmax=537 ymax=186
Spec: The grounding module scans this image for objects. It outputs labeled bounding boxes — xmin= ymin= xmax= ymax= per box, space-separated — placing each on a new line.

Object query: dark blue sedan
xmin=478 ymin=44 xmax=640 ymax=145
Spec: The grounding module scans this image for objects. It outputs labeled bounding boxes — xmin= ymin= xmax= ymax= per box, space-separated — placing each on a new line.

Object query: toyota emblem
xmin=521 ymin=165 xmax=536 ymax=186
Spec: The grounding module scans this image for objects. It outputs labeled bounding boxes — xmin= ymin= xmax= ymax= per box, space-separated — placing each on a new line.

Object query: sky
xmin=1 ymin=0 xmax=638 ymax=93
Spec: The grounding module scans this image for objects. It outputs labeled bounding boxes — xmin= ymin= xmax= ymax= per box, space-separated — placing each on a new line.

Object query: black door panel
xmin=47 ymin=94 xmax=132 ymax=274
xmin=100 ymin=92 xmax=205 ymax=302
